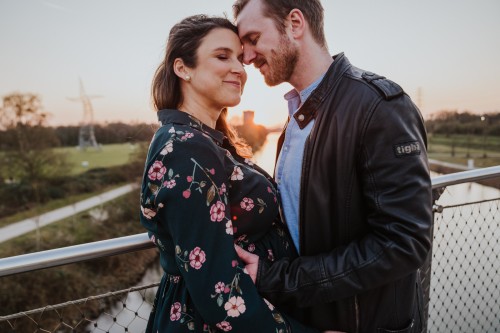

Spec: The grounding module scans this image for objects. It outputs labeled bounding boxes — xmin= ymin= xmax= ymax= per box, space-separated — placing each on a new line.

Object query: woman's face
xmin=186 ymin=28 xmax=247 ymax=109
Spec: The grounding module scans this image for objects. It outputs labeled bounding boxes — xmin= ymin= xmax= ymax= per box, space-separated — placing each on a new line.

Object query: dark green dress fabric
xmin=140 ymin=109 xmax=317 ymax=333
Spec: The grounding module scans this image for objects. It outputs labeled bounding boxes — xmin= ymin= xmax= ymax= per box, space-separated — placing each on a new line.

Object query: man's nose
xmin=243 ymin=47 xmax=256 ymax=65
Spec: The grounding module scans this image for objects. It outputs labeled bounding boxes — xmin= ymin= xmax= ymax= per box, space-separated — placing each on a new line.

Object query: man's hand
xmin=234 ymin=245 xmax=259 ymax=284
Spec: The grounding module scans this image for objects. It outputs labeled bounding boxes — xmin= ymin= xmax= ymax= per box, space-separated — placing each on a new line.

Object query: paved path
xmin=0 ymin=184 xmax=138 ymax=243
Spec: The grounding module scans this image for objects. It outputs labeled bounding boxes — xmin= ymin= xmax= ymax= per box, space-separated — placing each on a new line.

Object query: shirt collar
xmin=157 ymin=109 xmax=225 ymax=145
xmin=283 ymin=71 xmax=327 ymax=121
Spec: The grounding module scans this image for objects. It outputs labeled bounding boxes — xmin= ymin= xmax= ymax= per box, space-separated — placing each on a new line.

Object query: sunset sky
xmin=1 ymin=0 xmax=499 ymax=127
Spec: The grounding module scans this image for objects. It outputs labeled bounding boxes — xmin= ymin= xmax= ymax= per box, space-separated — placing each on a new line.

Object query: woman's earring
xmin=185 ymin=75 xmax=191 ymax=82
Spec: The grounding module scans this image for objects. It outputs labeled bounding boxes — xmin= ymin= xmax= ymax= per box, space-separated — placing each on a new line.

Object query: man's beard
xmin=262 ymin=35 xmax=299 ymax=86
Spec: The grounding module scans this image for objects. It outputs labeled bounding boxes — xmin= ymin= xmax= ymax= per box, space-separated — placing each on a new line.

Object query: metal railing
xmin=1 ymin=165 xmax=499 ymax=332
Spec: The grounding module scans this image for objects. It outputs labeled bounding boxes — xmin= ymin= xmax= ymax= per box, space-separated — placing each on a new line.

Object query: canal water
xmin=91 ymin=131 xmax=500 ymax=332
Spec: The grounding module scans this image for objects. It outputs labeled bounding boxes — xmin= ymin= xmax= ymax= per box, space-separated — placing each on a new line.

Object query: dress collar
xmin=157 ymin=109 xmax=225 ymax=145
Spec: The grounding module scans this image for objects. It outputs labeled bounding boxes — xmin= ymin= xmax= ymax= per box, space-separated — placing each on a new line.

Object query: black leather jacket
xmin=257 ymin=53 xmax=433 ymax=333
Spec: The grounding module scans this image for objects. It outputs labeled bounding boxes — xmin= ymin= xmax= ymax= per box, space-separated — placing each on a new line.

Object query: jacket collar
xmin=157 ymin=109 xmax=225 ymax=145
xmin=293 ymin=52 xmax=351 ymax=129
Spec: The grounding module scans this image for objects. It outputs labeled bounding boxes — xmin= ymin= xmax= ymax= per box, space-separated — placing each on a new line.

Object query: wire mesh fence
xmin=0 ymin=284 xmax=158 ymax=333
xmin=428 ymin=197 xmax=500 ymax=332
xmin=1 ymin=197 xmax=499 ymax=332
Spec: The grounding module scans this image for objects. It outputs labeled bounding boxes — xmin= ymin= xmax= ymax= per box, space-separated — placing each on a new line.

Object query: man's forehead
xmin=236 ymin=0 xmax=266 ymax=36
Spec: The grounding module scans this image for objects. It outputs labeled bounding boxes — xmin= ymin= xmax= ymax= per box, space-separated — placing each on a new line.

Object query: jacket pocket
xmin=376 ymin=319 xmax=414 ymax=333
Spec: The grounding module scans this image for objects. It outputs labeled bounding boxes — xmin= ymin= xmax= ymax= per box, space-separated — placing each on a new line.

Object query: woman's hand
xmin=234 ymin=245 xmax=259 ymax=284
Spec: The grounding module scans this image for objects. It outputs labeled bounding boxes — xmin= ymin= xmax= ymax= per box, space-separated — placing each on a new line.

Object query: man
xmin=233 ymin=0 xmax=433 ymax=332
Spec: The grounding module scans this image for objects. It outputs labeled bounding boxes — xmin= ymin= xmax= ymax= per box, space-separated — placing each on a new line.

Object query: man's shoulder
xmin=343 ymin=66 xmax=404 ymax=101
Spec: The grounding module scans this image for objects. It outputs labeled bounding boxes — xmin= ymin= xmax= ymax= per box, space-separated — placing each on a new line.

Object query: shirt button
xmin=297 ymin=114 xmax=305 ymax=121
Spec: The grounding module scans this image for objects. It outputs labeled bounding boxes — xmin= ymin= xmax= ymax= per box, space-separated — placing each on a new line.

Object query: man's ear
xmin=173 ymin=58 xmax=192 ymax=82
xmin=288 ymin=8 xmax=305 ymax=39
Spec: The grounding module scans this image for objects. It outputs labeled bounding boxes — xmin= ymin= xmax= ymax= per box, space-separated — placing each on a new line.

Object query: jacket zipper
xmin=298 ymin=121 xmax=316 ymax=252
xmin=354 ymin=295 xmax=360 ymax=333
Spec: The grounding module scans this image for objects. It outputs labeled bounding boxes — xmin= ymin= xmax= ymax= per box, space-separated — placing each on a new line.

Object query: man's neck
xmin=289 ymin=47 xmax=333 ymax=92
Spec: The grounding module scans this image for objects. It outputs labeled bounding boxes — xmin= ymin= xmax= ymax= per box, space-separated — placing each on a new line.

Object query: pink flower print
xmin=163 ymin=179 xmax=176 ymax=189
xmin=148 ymin=161 xmax=167 ymax=181
xmin=150 ymin=235 xmax=156 ymax=244
xmin=215 ymin=282 xmax=225 ymax=294
xmin=209 ymin=168 xmax=215 ymax=175
xmin=210 ymin=201 xmax=225 ymax=222
xmin=189 ymin=247 xmax=206 ymax=269
xmin=267 ymin=186 xmax=272 ymax=193
xmin=230 ymin=166 xmax=244 ymax=180
xmin=224 ymin=296 xmax=246 ymax=317
xmin=216 ymin=321 xmax=232 ymax=332
xmin=244 ymin=158 xmax=254 ymax=166
xmin=219 ymin=183 xmax=226 ymax=195
xmin=248 ymin=243 xmax=255 ymax=252
xmin=187 ymin=176 xmax=193 ymax=182
xmin=240 ymin=198 xmax=254 ymax=211
xmin=264 ymin=298 xmax=275 ymax=311
xmin=160 ymin=140 xmax=173 ymax=155
xmin=141 ymin=206 xmax=157 ymax=220
xmin=267 ymin=249 xmax=275 ymax=262
xmin=231 ymin=260 xmax=238 ymax=268
xmin=170 ymin=302 xmax=182 ymax=321
xmin=172 ymin=275 xmax=180 ymax=283
xmin=225 ymin=220 xmax=234 ymax=235
xmin=224 ymin=286 xmax=231 ymax=293
xmin=181 ymin=132 xmax=194 ymax=140
xmin=168 ymin=126 xmax=175 ymax=133
xmin=183 ymin=189 xmax=191 ymax=198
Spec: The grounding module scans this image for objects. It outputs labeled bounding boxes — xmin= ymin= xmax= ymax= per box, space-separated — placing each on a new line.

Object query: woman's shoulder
xmin=151 ymin=123 xmax=227 ymax=161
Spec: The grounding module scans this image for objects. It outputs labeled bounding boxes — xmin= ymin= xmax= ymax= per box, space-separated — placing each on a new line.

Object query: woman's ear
xmin=173 ymin=58 xmax=192 ymax=82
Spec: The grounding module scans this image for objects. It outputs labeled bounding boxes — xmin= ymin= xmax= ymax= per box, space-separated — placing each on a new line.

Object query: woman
xmin=140 ymin=15 xmax=318 ymax=332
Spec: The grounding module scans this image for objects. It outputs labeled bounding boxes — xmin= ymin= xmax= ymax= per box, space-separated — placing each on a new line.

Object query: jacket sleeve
xmin=142 ymin=127 xmax=318 ymax=332
xmin=256 ymin=93 xmax=433 ymax=307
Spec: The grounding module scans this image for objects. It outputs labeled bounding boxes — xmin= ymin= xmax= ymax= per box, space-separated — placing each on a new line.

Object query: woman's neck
xmin=178 ymin=99 xmax=220 ymax=129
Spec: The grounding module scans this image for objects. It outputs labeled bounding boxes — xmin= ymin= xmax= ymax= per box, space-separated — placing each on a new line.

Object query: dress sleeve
xmin=141 ymin=127 xmax=318 ymax=332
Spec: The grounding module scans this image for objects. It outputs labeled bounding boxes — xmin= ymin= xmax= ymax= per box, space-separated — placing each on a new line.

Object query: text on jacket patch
xmin=393 ymin=141 xmax=421 ymax=157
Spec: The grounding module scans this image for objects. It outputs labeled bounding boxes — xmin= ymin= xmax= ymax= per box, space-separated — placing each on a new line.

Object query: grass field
xmin=428 ymin=134 xmax=500 ymax=168
xmin=54 ymin=143 xmax=140 ymax=175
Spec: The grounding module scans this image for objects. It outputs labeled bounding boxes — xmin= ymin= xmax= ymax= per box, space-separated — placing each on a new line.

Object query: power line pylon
xmin=68 ymin=78 xmax=101 ymax=150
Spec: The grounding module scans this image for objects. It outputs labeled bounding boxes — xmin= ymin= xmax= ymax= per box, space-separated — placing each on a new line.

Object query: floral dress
xmin=140 ymin=109 xmax=317 ymax=333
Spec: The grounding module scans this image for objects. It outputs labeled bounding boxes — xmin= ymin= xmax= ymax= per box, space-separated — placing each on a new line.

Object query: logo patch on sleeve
xmin=394 ymin=141 xmax=421 ymax=157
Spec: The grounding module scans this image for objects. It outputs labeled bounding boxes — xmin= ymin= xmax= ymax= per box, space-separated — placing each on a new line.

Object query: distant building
xmin=243 ymin=110 xmax=255 ymax=125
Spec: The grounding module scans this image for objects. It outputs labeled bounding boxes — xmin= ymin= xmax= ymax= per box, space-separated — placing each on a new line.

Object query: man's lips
xmin=255 ymin=60 xmax=267 ymax=74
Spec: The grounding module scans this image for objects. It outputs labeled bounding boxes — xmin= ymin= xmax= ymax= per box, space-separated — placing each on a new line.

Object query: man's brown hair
xmin=233 ymin=0 xmax=327 ymax=48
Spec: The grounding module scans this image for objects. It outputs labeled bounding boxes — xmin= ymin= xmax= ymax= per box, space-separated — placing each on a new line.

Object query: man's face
xmin=236 ymin=0 xmax=298 ymax=86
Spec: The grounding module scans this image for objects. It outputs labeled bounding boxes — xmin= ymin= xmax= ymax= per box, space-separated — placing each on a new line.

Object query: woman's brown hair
xmin=151 ymin=14 xmax=252 ymax=158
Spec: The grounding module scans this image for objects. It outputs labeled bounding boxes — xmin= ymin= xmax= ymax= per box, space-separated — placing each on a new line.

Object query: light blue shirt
xmin=275 ymin=74 xmax=325 ymax=253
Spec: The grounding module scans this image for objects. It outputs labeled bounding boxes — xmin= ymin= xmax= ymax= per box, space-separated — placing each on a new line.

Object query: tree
xmin=0 ymin=92 xmax=69 ymax=183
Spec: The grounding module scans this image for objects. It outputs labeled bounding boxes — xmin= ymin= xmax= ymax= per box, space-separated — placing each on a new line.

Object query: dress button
xmin=298 ymin=114 xmax=305 ymax=121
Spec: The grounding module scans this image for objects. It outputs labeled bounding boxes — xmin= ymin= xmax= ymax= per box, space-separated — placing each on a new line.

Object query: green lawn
xmin=428 ymin=134 xmax=500 ymax=168
xmin=55 ymin=143 xmax=139 ymax=175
